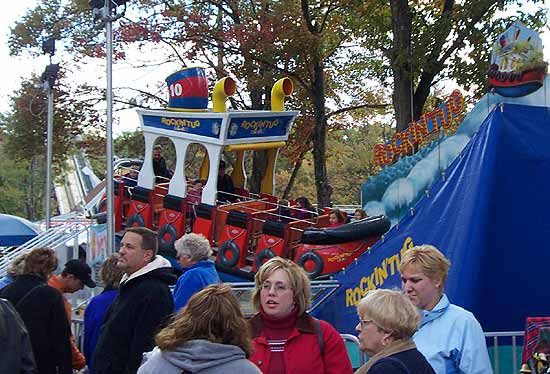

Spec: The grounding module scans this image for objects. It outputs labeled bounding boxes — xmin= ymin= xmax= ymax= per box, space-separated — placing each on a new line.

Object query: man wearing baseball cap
xmin=49 ymin=259 xmax=96 ymax=371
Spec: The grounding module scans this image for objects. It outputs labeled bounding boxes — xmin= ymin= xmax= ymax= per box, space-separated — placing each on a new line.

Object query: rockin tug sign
xmin=373 ymin=90 xmax=466 ymax=167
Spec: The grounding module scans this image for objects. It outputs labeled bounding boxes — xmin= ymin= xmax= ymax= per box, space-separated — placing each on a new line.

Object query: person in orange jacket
xmin=49 ymin=259 xmax=96 ymax=371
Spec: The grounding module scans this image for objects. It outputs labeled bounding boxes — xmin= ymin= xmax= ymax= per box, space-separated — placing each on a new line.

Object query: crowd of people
xmin=0 ymin=224 xmax=492 ymax=374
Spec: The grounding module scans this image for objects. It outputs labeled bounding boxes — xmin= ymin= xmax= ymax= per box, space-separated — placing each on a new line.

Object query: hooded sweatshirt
xmin=93 ymin=255 xmax=177 ymax=374
xmin=137 ymin=339 xmax=261 ymax=374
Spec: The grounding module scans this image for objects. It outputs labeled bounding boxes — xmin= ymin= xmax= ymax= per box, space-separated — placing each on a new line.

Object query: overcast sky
xmin=1 ymin=1 xmax=549 ymax=135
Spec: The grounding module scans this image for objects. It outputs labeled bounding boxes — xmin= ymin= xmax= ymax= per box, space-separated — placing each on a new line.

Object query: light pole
xmin=41 ymin=38 xmax=59 ymax=229
xmin=90 ymin=0 xmax=127 ymax=253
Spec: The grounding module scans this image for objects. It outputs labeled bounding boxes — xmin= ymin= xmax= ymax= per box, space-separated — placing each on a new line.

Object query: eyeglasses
xmin=261 ymin=282 xmax=291 ymax=293
xmin=359 ymin=319 xmax=378 ymax=329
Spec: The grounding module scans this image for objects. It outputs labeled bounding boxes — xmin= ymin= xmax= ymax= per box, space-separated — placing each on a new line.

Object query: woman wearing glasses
xmin=354 ymin=288 xmax=434 ymax=373
xmin=248 ymin=257 xmax=352 ymax=374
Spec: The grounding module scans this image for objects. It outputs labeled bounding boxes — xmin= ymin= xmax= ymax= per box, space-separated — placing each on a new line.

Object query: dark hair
xmin=296 ymin=196 xmax=313 ymax=210
xmin=23 ymin=248 xmax=58 ymax=280
xmin=354 ymin=209 xmax=367 ymax=220
xmin=330 ymin=208 xmax=346 ymax=223
xmin=155 ymin=284 xmax=253 ymax=356
xmin=125 ymin=226 xmax=158 ymax=256
xmin=219 ymin=160 xmax=226 ymax=169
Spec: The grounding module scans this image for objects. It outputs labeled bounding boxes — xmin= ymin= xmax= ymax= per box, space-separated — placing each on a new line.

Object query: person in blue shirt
xmin=400 ymin=245 xmax=493 ymax=374
xmin=84 ymin=254 xmax=125 ymax=374
xmin=173 ymin=233 xmax=220 ymax=311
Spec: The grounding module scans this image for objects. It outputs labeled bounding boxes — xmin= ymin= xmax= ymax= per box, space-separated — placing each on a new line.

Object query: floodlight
xmin=42 ymin=37 xmax=56 ymax=56
xmin=41 ymin=64 xmax=60 ymax=86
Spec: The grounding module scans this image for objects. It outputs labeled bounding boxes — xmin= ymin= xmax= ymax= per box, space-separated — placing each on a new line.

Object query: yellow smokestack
xmin=271 ymin=77 xmax=293 ymax=111
xmin=212 ymin=77 xmax=236 ymax=112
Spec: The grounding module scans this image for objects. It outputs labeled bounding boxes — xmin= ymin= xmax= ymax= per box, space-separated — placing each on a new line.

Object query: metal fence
xmin=485 ymin=331 xmax=524 ymax=374
xmin=339 ymin=331 xmax=524 ymax=373
xmin=72 ymin=315 xmax=525 ymax=374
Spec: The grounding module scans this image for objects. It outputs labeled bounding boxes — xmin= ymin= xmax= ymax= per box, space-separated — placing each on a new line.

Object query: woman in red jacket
xmin=248 ymin=257 xmax=353 ymax=374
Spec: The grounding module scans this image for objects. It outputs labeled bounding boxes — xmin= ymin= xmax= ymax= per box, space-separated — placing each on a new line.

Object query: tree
xmin=0 ymin=126 xmax=35 ymax=217
xmin=8 ymin=0 xmax=390 ymax=208
xmin=355 ymin=0 xmax=547 ymax=131
xmin=0 ymin=72 xmax=101 ymax=220
xmin=8 ymin=0 xmax=544 ymax=207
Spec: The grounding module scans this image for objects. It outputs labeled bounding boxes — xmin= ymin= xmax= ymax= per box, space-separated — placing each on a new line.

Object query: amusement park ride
xmin=98 ymin=67 xmax=390 ymax=279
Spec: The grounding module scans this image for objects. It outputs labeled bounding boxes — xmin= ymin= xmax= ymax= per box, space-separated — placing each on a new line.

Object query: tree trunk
xmin=311 ymin=62 xmax=332 ymax=208
xmin=414 ymin=71 xmax=438 ymax=119
xmin=282 ymin=153 xmax=305 ymax=200
xmin=390 ymin=0 xmax=413 ymax=132
xmin=250 ymin=150 xmax=268 ymax=194
xmin=413 ymin=0 xmax=455 ymax=119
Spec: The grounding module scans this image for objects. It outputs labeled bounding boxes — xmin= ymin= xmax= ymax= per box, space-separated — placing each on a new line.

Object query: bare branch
xmin=328 ymin=103 xmax=390 ymax=118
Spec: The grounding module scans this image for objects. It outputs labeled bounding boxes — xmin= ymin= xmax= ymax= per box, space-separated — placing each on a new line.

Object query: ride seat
xmin=125 ymin=186 xmax=154 ymax=229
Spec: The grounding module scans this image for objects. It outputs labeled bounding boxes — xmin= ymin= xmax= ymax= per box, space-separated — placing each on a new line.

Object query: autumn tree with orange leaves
xmin=6 ymin=0 xmax=546 ymax=207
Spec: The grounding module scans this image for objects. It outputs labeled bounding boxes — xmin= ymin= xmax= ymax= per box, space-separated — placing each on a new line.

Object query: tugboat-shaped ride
xmin=100 ymin=67 xmax=390 ymax=279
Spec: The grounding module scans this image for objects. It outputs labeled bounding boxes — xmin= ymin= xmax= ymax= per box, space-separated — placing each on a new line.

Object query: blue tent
xmin=314 ymin=103 xmax=550 ymax=334
xmin=0 ymin=214 xmax=41 ymax=246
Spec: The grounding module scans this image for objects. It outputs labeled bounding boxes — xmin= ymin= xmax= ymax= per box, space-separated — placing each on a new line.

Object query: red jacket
xmin=248 ymin=313 xmax=353 ymax=374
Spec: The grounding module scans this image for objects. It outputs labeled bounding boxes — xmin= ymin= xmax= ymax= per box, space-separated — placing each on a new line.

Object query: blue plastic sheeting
xmin=0 ymin=214 xmax=40 ymax=246
xmin=313 ymin=104 xmax=550 ymax=334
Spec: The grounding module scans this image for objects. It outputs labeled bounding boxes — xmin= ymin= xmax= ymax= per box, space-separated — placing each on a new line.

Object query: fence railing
xmin=485 ymin=331 xmax=524 ymax=374
xmin=72 ymin=316 xmax=524 ymax=374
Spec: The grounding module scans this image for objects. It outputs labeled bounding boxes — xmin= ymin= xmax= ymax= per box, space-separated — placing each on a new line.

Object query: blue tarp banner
xmin=314 ymin=104 xmax=550 ymax=334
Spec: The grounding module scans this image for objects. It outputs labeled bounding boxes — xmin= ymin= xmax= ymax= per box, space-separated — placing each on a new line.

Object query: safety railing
xmin=341 ymin=331 xmax=524 ymax=373
xmin=0 ymin=221 xmax=90 ymax=277
xmin=71 ymin=316 xmax=524 ymax=374
xmin=341 ymin=333 xmax=366 ymax=369
xmin=73 ymin=316 xmax=85 ymax=351
xmin=485 ymin=331 xmax=524 ymax=374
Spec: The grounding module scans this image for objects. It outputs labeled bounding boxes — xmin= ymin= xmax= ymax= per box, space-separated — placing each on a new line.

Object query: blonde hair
xmin=100 ymin=254 xmax=125 ymax=289
xmin=155 ymin=284 xmax=252 ymax=356
xmin=7 ymin=253 xmax=28 ymax=278
xmin=252 ymin=257 xmax=311 ymax=316
xmin=399 ymin=244 xmax=450 ymax=287
xmin=174 ymin=233 xmax=212 ymax=262
xmin=357 ymin=289 xmax=419 ymax=339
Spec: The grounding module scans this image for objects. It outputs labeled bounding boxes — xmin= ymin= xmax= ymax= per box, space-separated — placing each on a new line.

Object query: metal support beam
xmin=45 ymin=81 xmax=54 ymax=228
